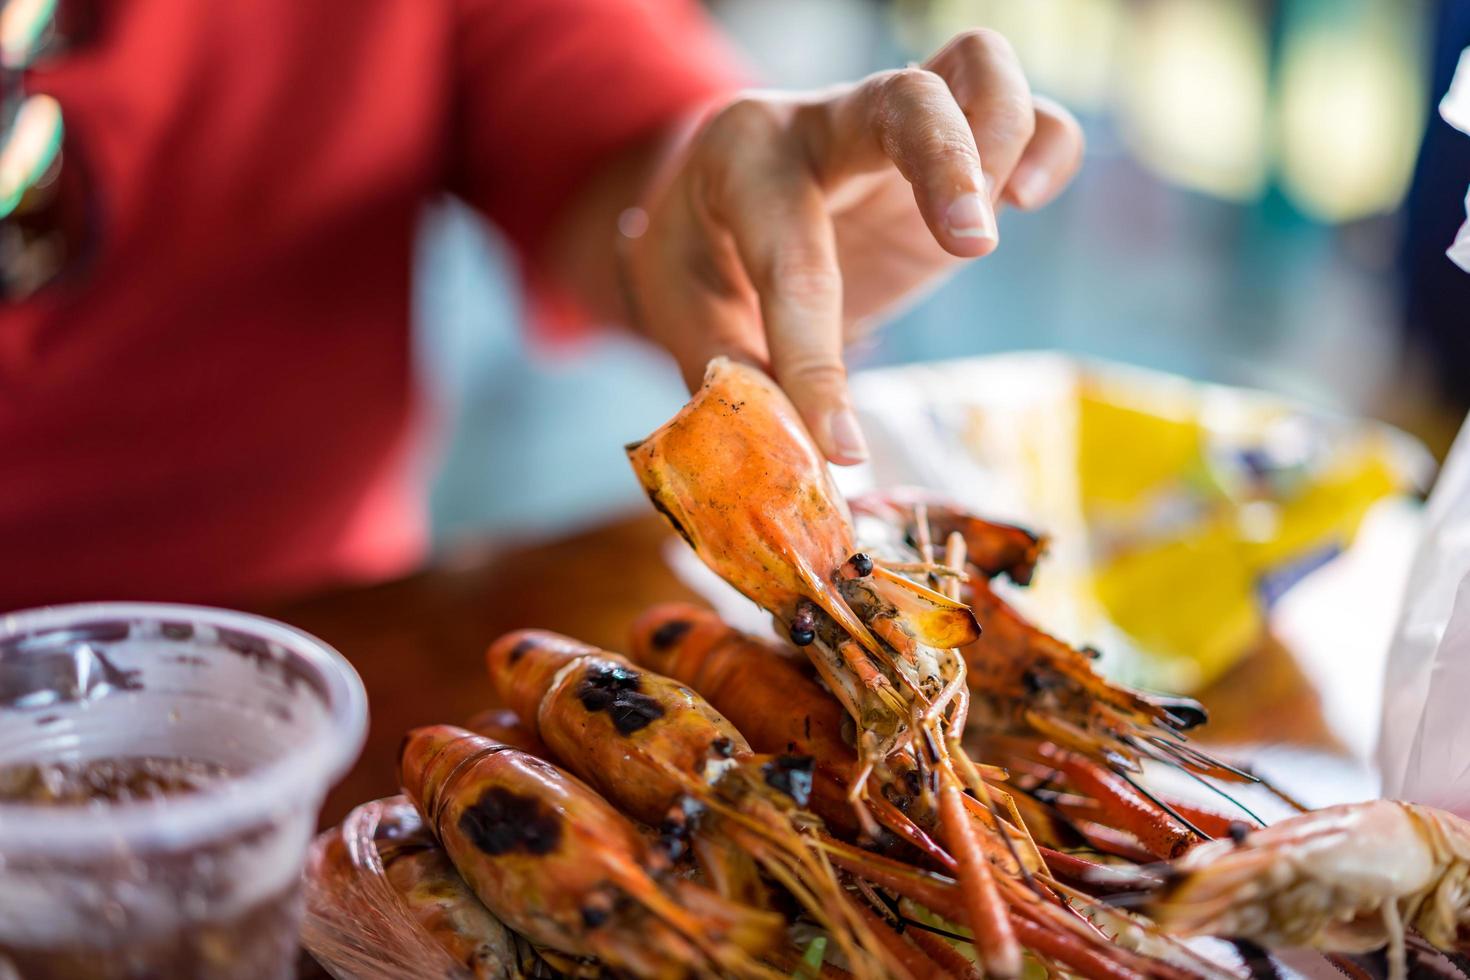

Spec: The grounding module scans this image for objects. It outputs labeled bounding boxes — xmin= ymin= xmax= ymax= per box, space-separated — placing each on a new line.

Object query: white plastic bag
xmin=1378 ymin=416 xmax=1470 ymax=810
xmin=1377 ymin=46 xmax=1470 ymax=808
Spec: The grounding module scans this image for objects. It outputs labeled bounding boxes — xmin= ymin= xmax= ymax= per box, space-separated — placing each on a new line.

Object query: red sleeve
xmin=449 ymin=0 xmax=746 ymax=270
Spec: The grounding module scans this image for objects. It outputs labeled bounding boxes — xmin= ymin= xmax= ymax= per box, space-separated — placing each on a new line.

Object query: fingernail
xmin=826 ymin=408 xmax=869 ymax=464
xmin=944 ymin=192 xmax=997 ymax=241
xmin=1008 ymin=165 xmax=1052 ymax=208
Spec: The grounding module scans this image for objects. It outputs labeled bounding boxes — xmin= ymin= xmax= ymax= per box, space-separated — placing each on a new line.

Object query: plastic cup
xmin=0 ymin=603 xmax=368 ymax=979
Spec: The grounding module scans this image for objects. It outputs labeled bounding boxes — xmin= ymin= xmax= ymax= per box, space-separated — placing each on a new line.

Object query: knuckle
xmin=919 ymin=130 xmax=979 ymax=167
xmin=952 ymin=28 xmax=1017 ymax=64
xmin=981 ymin=92 xmax=1036 ymax=145
xmin=782 ymin=358 xmax=846 ymax=389
xmin=771 ymin=255 xmax=841 ymax=305
xmin=880 ymin=67 xmax=948 ymax=108
xmin=706 ymin=95 xmax=786 ymax=145
xmin=1043 ymin=100 xmax=1085 ymax=148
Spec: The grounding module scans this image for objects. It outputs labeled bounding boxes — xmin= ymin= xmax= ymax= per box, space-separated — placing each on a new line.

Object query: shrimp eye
xmin=789 ymin=599 xmax=818 ymax=646
xmin=849 ymin=553 xmax=874 ymax=577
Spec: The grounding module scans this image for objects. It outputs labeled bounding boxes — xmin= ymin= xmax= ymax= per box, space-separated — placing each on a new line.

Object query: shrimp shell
xmin=486 ymin=629 xmax=925 ymax=980
xmin=400 ymin=725 xmax=782 ymax=979
xmin=1145 ymin=800 xmax=1470 ymax=980
xmin=302 ymin=796 xmax=521 ymax=980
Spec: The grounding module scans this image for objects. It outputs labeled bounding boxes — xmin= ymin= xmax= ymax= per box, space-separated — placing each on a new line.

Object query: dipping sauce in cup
xmin=0 ymin=603 xmax=368 ymax=979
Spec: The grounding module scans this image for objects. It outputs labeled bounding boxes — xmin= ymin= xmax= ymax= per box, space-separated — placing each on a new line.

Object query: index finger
xmin=803 ymin=67 xmax=999 ymax=258
xmin=697 ymin=99 xmax=867 ymax=465
xmin=923 ymin=30 xmax=1037 ymax=203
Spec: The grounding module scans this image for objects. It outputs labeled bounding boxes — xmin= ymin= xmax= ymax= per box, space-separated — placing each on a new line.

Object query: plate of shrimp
xmin=304 ymin=358 xmax=1470 ymax=980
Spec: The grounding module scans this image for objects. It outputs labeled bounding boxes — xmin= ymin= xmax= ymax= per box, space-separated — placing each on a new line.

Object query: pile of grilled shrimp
xmin=305 ymin=360 xmax=1470 ymax=980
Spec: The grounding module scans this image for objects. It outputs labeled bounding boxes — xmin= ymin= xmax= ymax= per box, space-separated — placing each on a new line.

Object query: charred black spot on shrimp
xmin=762 ymin=755 xmax=814 ymax=807
xmin=508 ymin=637 xmax=538 ymax=665
xmin=459 ymin=786 xmax=562 ymax=856
xmin=650 ymin=618 xmax=692 ymax=651
xmin=577 ymin=663 xmax=666 ymax=735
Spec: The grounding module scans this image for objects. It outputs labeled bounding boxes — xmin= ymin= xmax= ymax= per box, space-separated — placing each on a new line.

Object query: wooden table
xmin=261 ymin=513 xmax=1341 ymax=828
xmin=261 ymin=513 xmax=701 ymax=826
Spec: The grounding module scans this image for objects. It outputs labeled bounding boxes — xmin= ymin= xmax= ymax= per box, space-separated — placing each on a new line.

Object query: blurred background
xmin=419 ymin=0 xmax=1465 ymax=550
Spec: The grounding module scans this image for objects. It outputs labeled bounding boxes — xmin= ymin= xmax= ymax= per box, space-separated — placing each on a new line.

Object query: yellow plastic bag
xmin=1076 ymin=368 xmax=1415 ymax=686
xmin=847 ymin=354 xmax=1429 ymax=690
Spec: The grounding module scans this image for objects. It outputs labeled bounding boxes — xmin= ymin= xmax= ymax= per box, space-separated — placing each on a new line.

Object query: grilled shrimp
xmin=854 ymin=488 xmax=1289 ymax=861
xmin=627 ymin=358 xmax=979 ymax=761
xmin=962 ymin=576 xmax=1207 ymax=757
xmin=852 ymin=487 xmax=1211 ymax=767
xmin=629 ymin=358 xmax=1023 ymax=977
xmin=626 ymin=604 xmax=866 ymax=842
xmin=400 ymin=725 xmax=782 ymax=980
xmin=627 ymin=603 xmax=1009 ymax=867
xmin=465 ymin=707 xmax=550 ymax=758
xmin=1142 ymin=800 xmax=1470 ymax=980
xmin=627 ymin=604 xmax=1220 ymax=980
xmin=303 ymin=796 xmax=523 ymax=980
xmin=375 ymin=798 xmax=526 ymax=978
xmin=485 ymin=628 xmax=923 ymax=980
xmin=848 ymin=488 xmax=1046 ymax=586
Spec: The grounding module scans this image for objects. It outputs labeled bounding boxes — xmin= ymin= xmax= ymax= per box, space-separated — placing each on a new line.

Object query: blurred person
xmin=1401 ymin=0 xmax=1470 ymax=421
xmin=0 ymin=0 xmax=1081 ymax=610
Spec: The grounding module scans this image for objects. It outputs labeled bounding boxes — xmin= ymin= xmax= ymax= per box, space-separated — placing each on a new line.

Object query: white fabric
xmin=1442 ymin=48 xmax=1470 ymax=271
xmin=1379 ymin=421 xmax=1470 ymax=810
xmin=1376 ymin=49 xmax=1470 ymax=805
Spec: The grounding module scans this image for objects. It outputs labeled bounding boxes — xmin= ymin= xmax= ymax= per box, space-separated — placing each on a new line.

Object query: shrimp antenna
xmin=1123 ymin=735 xmax=1269 ymax=828
xmin=1145 ymin=735 xmax=1261 ymax=784
xmin=1229 ymin=761 xmax=1312 ymax=813
xmin=1106 ymin=765 xmax=1212 ymax=841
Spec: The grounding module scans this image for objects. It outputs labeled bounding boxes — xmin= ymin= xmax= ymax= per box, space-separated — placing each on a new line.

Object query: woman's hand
xmin=620 ymin=30 xmax=1082 ymax=463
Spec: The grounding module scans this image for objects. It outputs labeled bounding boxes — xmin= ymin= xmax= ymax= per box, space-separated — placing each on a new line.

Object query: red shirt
xmin=0 ymin=0 xmax=741 ymax=611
